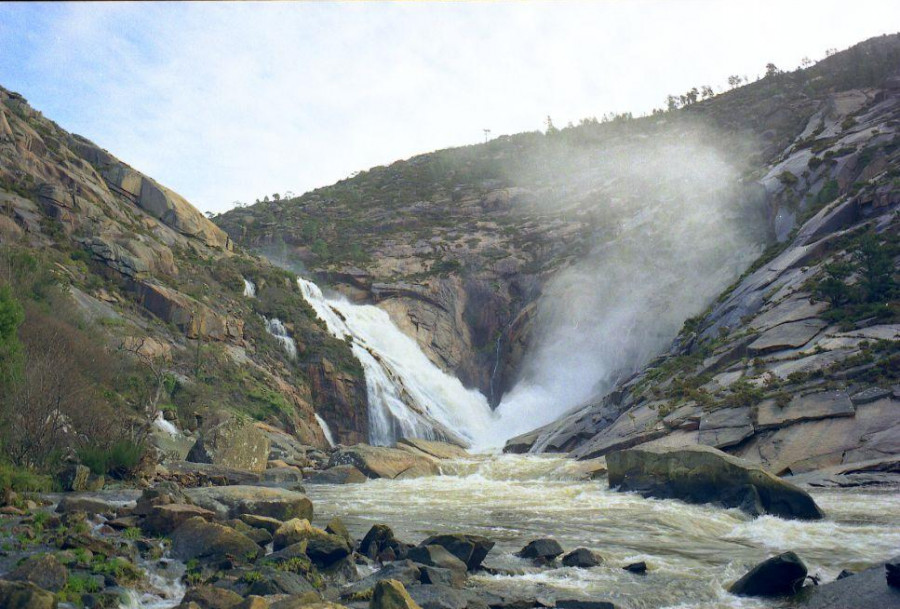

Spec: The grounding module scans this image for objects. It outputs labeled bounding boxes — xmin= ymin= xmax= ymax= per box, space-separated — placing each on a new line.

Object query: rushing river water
xmin=304 ymin=454 xmax=900 ymax=609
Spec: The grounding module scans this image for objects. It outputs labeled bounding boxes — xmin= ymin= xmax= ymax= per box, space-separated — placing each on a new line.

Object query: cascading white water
xmin=153 ymin=412 xmax=179 ymax=436
xmin=298 ymin=278 xmax=496 ymax=447
xmin=265 ymin=317 xmax=297 ymax=359
xmin=315 ymin=413 xmax=337 ymax=447
xmin=243 ymin=277 xmax=256 ymax=297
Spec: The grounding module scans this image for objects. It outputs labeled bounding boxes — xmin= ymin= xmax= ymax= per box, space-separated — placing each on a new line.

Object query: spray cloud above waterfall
xmin=488 ymin=122 xmax=770 ymax=444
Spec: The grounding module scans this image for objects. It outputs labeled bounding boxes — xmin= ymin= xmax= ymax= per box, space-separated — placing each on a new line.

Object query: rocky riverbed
xmin=1 ymin=441 xmax=898 ymax=609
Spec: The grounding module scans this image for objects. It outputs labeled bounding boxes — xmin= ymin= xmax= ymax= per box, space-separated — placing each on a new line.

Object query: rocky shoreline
xmin=2 ymin=434 xmax=898 ymax=609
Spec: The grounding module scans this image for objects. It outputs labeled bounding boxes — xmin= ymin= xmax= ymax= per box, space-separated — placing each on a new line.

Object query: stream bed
xmin=304 ymin=454 xmax=900 ymax=609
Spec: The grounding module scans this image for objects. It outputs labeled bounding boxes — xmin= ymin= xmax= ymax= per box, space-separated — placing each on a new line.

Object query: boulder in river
xmin=606 ymin=445 xmax=825 ymax=520
xmin=361 ymin=524 xmax=411 ymax=561
xmin=184 ymin=485 xmax=313 ymax=521
xmin=562 ymin=548 xmax=603 ymax=568
xmin=517 ymin=538 xmax=564 ymax=563
xmin=888 ymin=557 xmax=900 ymax=588
xmin=728 ymin=551 xmax=807 ymax=597
xmin=370 ymin=579 xmax=423 ymax=609
xmin=329 ymin=444 xmax=439 ymax=479
xmin=407 ymin=545 xmax=468 ymax=575
xmin=396 ymin=438 xmax=469 ymax=460
xmin=306 ymin=465 xmax=368 ymax=485
xmin=170 ymin=516 xmax=261 ymax=562
xmin=419 ymin=533 xmax=494 ymax=571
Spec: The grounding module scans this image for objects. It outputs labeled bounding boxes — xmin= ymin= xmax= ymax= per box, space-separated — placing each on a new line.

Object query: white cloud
xmin=1 ymin=1 xmax=898 ymax=212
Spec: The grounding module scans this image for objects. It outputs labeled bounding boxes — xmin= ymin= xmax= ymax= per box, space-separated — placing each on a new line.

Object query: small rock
xmin=361 ymin=524 xmax=408 ymax=561
xmin=237 ymin=596 xmax=270 ymax=609
xmin=370 ymin=579 xmax=422 ymax=609
xmin=517 ymin=539 xmax=564 ymax=563
xmin=273 ymin=518 xmax=316 ymax=551
xmin=887 ymin=557 xmax=900 ymax=588
xmin=0 ymin=506 xmax=24 ymax=516
xmin=556 ymin=601 xmax=618 ymax=609
xmin=728 ymin=552 xmax=807 ymax=597
xmin=623 ymin=561 xmax=647 ymax=574
xmin=181 ymin=585 xmax=244 ymax=609
xmin=326 ymin=516 xmax=352 ymax=543
xmin=836 ymin=569 xmax=854 ymax=580
xmin=562 ymin=548 xmax=603 ymax=568
xmin=237 ymin=513 xmax=281 ymax=534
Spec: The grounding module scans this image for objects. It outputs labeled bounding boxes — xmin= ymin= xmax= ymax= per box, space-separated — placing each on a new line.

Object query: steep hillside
xmin=508 ymin=76 xmax=900 ymax=473
xmin=216 ymin=34 xmax=900 ymax=412
xmin=0 ymin=85 xmax=368 ymax=462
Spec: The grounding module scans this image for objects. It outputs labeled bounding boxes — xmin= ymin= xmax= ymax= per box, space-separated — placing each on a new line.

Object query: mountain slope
xmin=508 ymin=76 xmax=900 ymax=473
xmin=217 ymin=34 xmax=900 ymax=420
xmin=0 ymin=85 xmax=368 ymax=458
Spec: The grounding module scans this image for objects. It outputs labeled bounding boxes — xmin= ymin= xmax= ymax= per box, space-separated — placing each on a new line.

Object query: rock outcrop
xmin=506 ymin=65 xmax=900 ymax=479
xmin=607 ymin=445 xmax=825 ymax=520
xmin=187 ymin=417 xmax=270 ymax=473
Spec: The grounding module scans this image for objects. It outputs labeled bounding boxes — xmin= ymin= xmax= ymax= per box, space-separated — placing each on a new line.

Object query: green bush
xmin=77 ymin=440 xmax=144 ymax=478
xmin=0 ymin=461 xmax=53 ymax=493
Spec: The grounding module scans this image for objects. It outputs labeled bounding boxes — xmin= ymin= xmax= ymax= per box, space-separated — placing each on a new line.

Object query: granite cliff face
xmin=507 ymin=74 xmax=900 ymax=474
xmin=0 ymin=85 xmax=368 ymax=448
xmin=218 ymin=35 xmax=898 ymax=405
xmin=218 ymin=35 xmax=899 ymax=466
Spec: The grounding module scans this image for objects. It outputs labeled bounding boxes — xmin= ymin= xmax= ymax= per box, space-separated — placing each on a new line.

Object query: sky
xmin=1 ymin=2 xmax=898 ymax=215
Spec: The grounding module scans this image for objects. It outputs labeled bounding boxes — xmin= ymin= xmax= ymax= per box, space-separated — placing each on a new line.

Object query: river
xmin=304 ymin=454 xmax=900 ymax=609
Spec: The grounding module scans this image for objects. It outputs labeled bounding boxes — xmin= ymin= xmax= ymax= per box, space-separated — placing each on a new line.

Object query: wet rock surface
xmin=607 ymin=445 xmax=825 ymax=519
xmin=728 ymin=552 xmax=808 ymax=597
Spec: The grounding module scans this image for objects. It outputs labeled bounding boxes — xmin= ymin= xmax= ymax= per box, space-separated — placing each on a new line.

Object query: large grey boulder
xmin=170 ymin=517 xmax=261 ymax=562
xmin=396 ymin=438 xmax=469 ymax=460
xmin=329 ymin=444 xmax=438 ymax=479
xmin=184 ymin=485 xmax=313 ymax=521
xmin=728 ymin=552 xmax=807 ymax=597
xmin=607 ymin=445 xmax=824 ymax=520
xmin=187 ymin=417 xmax=269 ymax=473
xmin=419 ymin=533 xmax=495 ymax=571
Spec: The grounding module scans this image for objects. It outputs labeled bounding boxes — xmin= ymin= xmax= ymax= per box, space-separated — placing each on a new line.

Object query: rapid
xmin=305 ymin=454 xmax=900 ymax=609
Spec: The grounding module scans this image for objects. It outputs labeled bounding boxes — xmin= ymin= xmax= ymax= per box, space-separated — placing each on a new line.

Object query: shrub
xmin=0 ymin=461 xmax=53 ymax=493
xmin=77 ymin=440 xmax=144 ymax=478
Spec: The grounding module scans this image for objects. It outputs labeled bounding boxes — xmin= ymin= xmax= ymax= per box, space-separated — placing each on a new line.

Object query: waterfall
xmin=243 ymin=277 xmax=256 ymax=297
xmin=265 ymin=317 xmax=297 ymax=359
xmin=298 ymin=278 xmax=496 ymax=447
xmin=315 ymin=413 xmax=337 ymax=447
xmin=153 ymin=411 xmax=179 ymax=436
